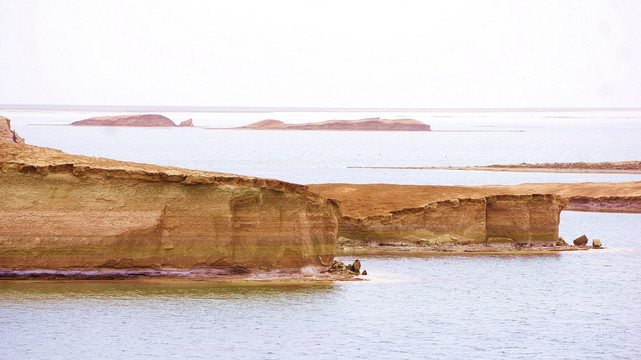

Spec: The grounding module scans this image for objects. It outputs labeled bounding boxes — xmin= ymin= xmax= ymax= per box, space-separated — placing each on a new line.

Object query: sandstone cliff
xmin=1 ymin=121 xmax=339 ymax=275
xmin=238 ymin=118 xmax=431 ymax=131
xmin=0 ymin=116 xmax=25 ymax=144
xmin=72 ymin=114 xmax=180 ymax=127
xmin=336 ymin=194 xmax=565 ymax=250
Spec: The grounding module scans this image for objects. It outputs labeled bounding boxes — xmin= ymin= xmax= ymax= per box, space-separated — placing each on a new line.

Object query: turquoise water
xmin=1 ymin=110 xmax=640 ymax=359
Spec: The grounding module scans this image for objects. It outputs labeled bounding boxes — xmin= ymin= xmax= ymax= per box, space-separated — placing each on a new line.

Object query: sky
xmin=1 ymin=0 xmax=640 ymax=109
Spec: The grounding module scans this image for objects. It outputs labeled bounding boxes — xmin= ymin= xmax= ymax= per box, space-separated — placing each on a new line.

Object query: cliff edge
xmin=0 ymin=116 xmax=25 ymax=144
xmin=1 ymin=118 xmax=339 ymax=276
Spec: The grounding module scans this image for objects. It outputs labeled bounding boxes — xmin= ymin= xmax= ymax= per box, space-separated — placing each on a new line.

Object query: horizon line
xmin=1 ymin=104 xmax=640 ymax=113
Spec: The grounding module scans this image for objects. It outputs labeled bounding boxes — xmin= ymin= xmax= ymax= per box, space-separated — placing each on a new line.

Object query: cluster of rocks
xmin=329 ymin=259 xmax=366 ymax=275
xmin=564 ymin=235 xmax=602 ymax=248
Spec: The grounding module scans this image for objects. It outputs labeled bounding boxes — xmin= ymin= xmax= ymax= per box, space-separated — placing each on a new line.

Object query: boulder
xmin=573 ymin=235 xmax=589 ymax=246
xmin=361 ymin=270 xmax=367 ymax=276
xmin=179 ymin=119 xmax=194 ymax=127
xmin=592 ymin=239 xmax=602 ymax=248
xmin=350 ymin=259 xmax=361 ymax=274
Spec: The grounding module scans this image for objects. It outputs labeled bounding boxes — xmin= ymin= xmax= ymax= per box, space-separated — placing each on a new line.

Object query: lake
xmin=1 ymin=109 xmax=640 ymax=359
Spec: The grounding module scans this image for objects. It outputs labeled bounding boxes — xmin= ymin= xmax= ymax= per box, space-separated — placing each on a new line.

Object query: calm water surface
xmin=1 ymin=110 xmax=640 ymax=359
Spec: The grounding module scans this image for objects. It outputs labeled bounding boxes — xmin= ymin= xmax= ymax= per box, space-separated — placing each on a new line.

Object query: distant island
xmin=71 ymin=114 xmax=194 ymax=127
xmin=234 ymin=118 xmax=431 ymax=131
xmin=351 ymin=161 xmax=641 ymax=174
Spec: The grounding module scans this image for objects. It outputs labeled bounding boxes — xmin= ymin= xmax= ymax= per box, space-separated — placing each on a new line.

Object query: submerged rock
xmin=592 ymin=239 xmax=602 ymax=248
xmin=573 ymin=235 xmax=589 ymax=246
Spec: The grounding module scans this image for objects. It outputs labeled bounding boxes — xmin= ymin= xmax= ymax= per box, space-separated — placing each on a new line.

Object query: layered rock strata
xmin=336 ymin=194 xmax=565 ymax=250
xmin=1 ymin=121 xmax=339 ymax=274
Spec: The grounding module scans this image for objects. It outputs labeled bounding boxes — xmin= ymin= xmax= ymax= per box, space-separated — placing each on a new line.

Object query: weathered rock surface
xmin=573 ymin=235 xmax=589 ymax=246
xmin=0 ymin=120 xmax=340 ymax=274
xmin=0 ymin=116 xmax=24 ymax=144
xmin=71 ymin=114 xmax=179 ymax=127
xmin=328 ymin=260 xmax=361 ymax=275
xmin=332 ymin=194 xmax=565 ymax=250
xmin=308 ymin=184 xmax=573 ymax=252
xmin=238 ymin=118 xmax=431 ymax=131
xmin=592 ymin=239 xmax=602 ymax=248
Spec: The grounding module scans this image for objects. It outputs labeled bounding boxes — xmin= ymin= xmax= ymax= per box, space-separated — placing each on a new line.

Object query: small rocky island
xmin=71 ymin=114 xmax=194 ymax=127
xmin=236 ymin=118 xmax=431 ymax=131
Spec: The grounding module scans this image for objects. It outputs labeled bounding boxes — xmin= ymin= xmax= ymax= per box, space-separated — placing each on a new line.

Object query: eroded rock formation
xmin=334 ymin=194 xmax=566 ymax=250
xmin=238 ymin=118 xmax=431 ymax=131
xmin=72 ymin=114 xmax=179 ymax=127
xmin=0 ymin=116 xmax=25 ymax=144
xmin=0 ymin=120 xmax=339 ymax=274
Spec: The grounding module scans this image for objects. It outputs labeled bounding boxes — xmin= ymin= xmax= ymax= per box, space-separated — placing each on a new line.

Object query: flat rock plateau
xmin=232 ymin=117 xmax=431 ymax=131
xmin=71 ymin=114 xmax=194 ymax=127
xmin=309 ymin=182 xmax=639 ymax=254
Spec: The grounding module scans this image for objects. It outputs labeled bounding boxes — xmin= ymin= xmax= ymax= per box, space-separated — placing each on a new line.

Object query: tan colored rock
xmin=592 ymin=239 xmax=602 ymax=248
xmin=486 ymin=194 xmax=565 ymax=246
xmin=0 ymin=116 xmax=25 ymax=144
xmin=71 ymin=114 xmax=177 ymax=127
xmin=573 ymin=235 xmax=589 ymax=246
xmin=329 ymin=193 xmax=565 ymax=248
xmin=0 ymin=120 xmax=340 ymax=273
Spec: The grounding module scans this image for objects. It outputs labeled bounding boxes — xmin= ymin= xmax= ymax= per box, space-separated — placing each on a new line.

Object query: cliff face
xmin=485 ymin=194 xmax=565 ymax=245
xmin=310 ymin=183 xmax=567 ymax=250
xmin=0 ymin=116 xmax=25 ymax=144
xmin=240 ymin=118 xmax=431 ymax=131
xmin=340 ymin=198 xmax=487 ymax=245
xmin=71 ymin=114 xmax=178 ymax=127
xmin=0 ymin=142 xmax=339 ymax=273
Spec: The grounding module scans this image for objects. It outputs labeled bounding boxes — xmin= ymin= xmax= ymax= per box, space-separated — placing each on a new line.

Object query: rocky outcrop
xmin=0 ymin=116 xmax=24 ymax=144
xmin=238 ymin=118 xmax=431 ymax=131
xmin=71 ymin=114 xmax=179 ymax=127
xmin=0 ymin=120 xmax=340 ymax=275
xmin=179 ymin=119 xmax=194 ymax=127
xmin=334 ymin=194 xmax=566 ymax=250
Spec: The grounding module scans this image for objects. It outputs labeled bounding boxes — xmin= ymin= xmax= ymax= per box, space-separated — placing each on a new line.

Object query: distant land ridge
xmin=238 ymin=117 xmax=431 ymax=131
xmin=71 ymin=114 xmax=194 ymax=127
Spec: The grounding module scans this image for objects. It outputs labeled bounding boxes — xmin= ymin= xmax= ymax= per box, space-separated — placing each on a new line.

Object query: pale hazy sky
xmin=1 ymin=0 xmax=640 ymax=108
